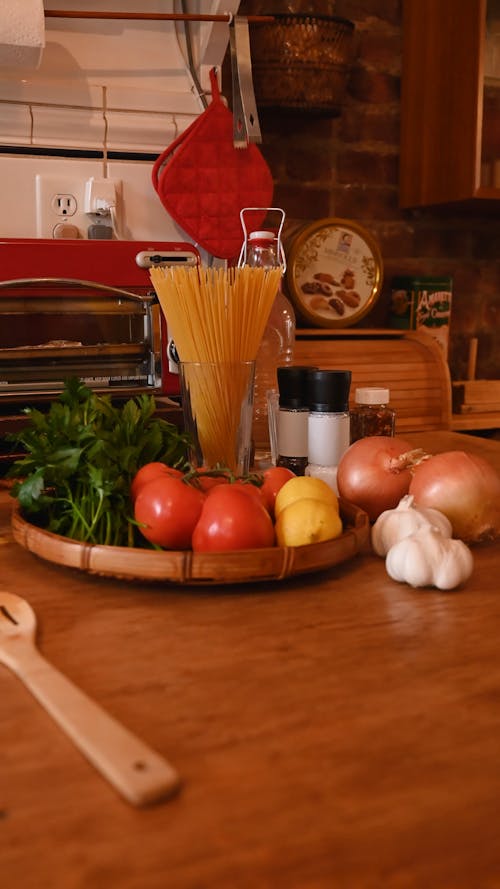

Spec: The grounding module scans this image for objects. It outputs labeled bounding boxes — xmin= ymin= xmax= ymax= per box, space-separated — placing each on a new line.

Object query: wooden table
xmin=1 ymin=431 xmax=500 ymax=889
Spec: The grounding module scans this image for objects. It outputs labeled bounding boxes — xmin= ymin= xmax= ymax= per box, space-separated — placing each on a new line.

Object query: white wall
xmin=0 ymin=0 xmax=239 ymax=243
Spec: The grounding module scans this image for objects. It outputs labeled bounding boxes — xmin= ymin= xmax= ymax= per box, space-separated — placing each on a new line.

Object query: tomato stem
xmin=182 ymin=465 xmax=264 ymax=488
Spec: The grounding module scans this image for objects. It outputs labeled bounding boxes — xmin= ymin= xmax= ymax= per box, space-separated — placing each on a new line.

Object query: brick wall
xmin=234 ymin=0 xmax=500 ymax=383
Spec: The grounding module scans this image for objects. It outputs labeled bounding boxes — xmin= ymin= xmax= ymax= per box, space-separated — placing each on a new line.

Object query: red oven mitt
xmin=152 ymin=68 xmax=273 ymax=260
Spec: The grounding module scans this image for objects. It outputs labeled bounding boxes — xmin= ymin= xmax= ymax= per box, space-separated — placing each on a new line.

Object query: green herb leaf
xmin=7 ymin=377 xmax=191 ymax=546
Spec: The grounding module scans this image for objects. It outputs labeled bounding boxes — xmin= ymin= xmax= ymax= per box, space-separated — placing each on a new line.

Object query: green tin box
xmin=390 ymin=276 xmax=452 ymax=357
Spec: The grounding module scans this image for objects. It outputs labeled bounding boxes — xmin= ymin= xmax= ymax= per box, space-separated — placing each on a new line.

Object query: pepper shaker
xmin=276 ymin=365 xmax=315 ymax=475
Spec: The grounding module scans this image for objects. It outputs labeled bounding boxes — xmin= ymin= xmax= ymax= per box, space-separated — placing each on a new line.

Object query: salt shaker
xmin=305 ymin=369 xmax=352 ymax=494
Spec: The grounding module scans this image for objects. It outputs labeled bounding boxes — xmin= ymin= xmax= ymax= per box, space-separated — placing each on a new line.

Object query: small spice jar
xmin=350 ymin=387 xmax=396 ymax=443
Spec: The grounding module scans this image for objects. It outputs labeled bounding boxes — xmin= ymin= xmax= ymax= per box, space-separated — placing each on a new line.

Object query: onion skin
xmin=409 ymin=450 xmax=500 ymax=543
xmin=337 ymin=436 xmax=418 ymax=522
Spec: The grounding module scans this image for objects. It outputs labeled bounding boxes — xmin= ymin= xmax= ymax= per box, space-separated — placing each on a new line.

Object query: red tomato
xmin=259 ymin=466 xmax=296 ymax=515
xmin=130 ymin=462 xmax=182 ymax=502
xmin=134 ymin=476 xmax=204 ymax=549
xmin=232 ymin=479 xmax=266 ymax=506
xmin=192 ymin=484 xmax=275 ymax=552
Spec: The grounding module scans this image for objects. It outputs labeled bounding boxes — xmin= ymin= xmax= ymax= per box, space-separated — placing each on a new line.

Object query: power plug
xmin=84 ymin=177 xmax=120 ymax=215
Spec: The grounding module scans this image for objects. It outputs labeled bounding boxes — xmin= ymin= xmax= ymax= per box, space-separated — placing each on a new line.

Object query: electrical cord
xmin=109 ymin=205 xmax=124 ymax=240
xmin=176 ymin=0 xmax=209 ymax=110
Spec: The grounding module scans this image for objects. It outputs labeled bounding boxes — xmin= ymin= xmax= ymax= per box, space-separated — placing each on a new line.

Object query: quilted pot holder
xmin=152 ymin=68 xmax=273 ymax=260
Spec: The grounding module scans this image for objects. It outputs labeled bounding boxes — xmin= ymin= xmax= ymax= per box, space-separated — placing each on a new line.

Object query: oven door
xmin=0 ymin=238 xmax=201 ymax=398
xmin=0 ymin=277 xmax=162 ymax=395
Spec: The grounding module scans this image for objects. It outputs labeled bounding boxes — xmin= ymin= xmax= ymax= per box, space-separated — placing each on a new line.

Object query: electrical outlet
xmin=35 ymin=175 xmax=122 ymax=239
xmin=36 ymin=175 xmax=86 ymax=238
xmin=51 ymin=194 xmax=77 ymax=217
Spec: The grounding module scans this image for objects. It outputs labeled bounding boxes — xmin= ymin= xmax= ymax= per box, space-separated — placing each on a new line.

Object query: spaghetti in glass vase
xmin=150 ymin=265 xmax=281 ymax=473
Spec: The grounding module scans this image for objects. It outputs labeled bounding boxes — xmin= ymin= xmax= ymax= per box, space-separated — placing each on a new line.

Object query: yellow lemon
xmin=275 ymin=497 xmax=343 ymax=547
xmin=274 ymin=475 xmax=338 ymax=519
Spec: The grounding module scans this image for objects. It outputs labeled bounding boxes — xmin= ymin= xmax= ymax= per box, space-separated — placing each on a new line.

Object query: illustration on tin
xmin=291 ymin=223 xmax=381 ymax=327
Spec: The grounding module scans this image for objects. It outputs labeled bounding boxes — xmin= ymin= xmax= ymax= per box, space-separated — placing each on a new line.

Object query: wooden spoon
xmin=0 ymin=591 xmax=180 ymax=806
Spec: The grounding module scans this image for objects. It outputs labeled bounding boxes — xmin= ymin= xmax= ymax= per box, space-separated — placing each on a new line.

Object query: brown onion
xmin=409 ymin=450 xmax=500 ymax=543
xmin=337 ymin=436 xmax=424 ymax=522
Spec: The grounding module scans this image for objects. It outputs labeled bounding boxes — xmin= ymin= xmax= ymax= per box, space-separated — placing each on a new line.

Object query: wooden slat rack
xmin=294 ymin=328 xmax=452 ymax=434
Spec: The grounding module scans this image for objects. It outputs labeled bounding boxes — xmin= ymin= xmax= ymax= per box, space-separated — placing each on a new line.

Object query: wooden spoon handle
xmin=13 ymin=646 xmax=180 ymax=806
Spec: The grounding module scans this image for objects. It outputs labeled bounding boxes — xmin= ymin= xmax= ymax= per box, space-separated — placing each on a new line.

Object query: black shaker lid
xmin=277 ymin=365 xmax=316 ymax=408
xmin=308 ymin=369 xmax=351 ymax=412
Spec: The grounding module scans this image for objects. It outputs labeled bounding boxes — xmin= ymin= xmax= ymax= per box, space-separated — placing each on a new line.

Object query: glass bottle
xmin=350 ymin=387 xmax=396 ymax=443
xmin=305 ymin=369 xmax=352 ymax=494
xmin=247 ymin=230 xmax=296 ymax=469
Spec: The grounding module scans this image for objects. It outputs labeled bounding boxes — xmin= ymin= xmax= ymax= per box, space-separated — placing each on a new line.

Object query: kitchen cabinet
xmin=400 ymin=0 xmax=500 ymax=208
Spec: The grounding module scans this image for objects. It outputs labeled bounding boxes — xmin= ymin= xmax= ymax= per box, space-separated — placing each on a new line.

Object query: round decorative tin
xmin=286 ymin=218 xmax=383 ymax=328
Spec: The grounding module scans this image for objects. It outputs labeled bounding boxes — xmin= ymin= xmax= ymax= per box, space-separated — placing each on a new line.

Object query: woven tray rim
xmin=11 ymin=499 xmax=370 ymax=586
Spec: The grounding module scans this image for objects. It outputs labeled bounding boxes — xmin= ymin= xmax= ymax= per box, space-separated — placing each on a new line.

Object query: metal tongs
xmin=229 ymin=16 xmax=262 ymax=148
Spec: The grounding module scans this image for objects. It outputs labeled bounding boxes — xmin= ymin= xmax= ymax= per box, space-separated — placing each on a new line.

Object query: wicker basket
xmin=250 ymin=13 xmax=355 ymax=115
xmin=11 ymin=499 xmax=369 ymax=586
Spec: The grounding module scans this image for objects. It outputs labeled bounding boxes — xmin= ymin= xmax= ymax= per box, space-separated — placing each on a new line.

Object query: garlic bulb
xmin=371 ymin=494 xmax=452 ymax=557
xmin=385 ymin=525 xmax=473 ymax=590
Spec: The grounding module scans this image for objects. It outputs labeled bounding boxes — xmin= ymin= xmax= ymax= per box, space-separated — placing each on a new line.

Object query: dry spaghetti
xmin=150 ymin=265 xmax=281 ymax=472
xmin=149 ymin=265 xmax=281 ymax=362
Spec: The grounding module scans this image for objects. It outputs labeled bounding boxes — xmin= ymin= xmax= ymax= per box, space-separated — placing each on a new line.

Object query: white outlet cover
xmin=50 ymin=193 xmax=78 ymax=216
xmin=35 ymin=174 xmax=87 ymax=238
xmin=35 ymin=174 xmax=122 ymax=239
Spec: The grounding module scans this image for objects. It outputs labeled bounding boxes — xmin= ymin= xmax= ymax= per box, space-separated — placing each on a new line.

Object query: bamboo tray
xmin=11 ymin=499 xmax=369 ymax=585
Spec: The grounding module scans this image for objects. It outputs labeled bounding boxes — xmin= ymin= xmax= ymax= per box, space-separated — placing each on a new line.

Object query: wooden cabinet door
xmin=399 ymin=0 xmax=500 ymax=207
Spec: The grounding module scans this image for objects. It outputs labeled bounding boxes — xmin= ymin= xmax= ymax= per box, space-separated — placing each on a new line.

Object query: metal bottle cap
xmin=248 ymin=230 xmax=275 ymax=242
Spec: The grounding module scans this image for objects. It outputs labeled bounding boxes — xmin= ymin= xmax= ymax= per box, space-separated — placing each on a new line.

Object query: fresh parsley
xmin=7 ymin=378 xmax=190 ymax=547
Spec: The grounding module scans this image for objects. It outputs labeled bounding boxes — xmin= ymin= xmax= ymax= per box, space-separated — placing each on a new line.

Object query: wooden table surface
xmin=1 ymin=431 xmax=500 ymax=889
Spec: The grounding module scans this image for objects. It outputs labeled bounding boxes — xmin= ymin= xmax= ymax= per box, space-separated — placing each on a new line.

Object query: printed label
xmin=390 ymin=286 xmax=452 ymax=356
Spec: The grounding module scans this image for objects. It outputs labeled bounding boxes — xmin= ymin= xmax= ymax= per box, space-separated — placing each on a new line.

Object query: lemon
xmin=275 ymin=497 xmax=343 ymax=547
xmin=274 ymin=475 xmax=339 ymax=519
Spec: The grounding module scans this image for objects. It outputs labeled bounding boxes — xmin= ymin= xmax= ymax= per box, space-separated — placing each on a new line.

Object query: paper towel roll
xmin=0 ymin=0 xmax=45 ymax=70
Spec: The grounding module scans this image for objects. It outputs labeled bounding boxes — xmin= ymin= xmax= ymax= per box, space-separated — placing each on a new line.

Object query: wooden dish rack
xmin=451 ymin=337 xmax=500 ymax=432
xmin=294 ymin=329 xmax=452 ymax=434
